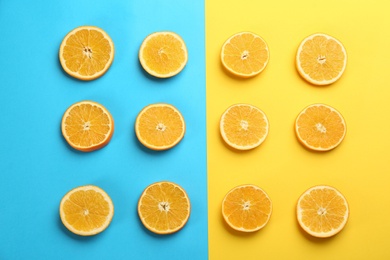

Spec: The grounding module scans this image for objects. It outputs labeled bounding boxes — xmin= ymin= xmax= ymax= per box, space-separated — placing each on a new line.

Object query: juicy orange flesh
xmin=296 ymin=106 xmax=345 ymax=149
xmin=299 ymin=188 xmax=347 ymax=234
xmin=62 ymin=190 xmax=110 ymax=232
xmin=299 ymin=36 xmax=345 ymax=82
xmin=222 ymin=33 xmax=268 ymax=75
xmin=62 ymin=29 xmax=112 ymax=76
xmin=222 ymin=105 xmax=267 ymax=147
xmin=223 ymin=186 xmax=271 ymax=230
xmin=64 ymin=103 xmax=111 ymax=148
xmin=142 ymin=34 xmax=186 ymax=75
xmin=137 ymin=106 xmax=184 ymax=148
xmin=139 ymin=183 xmax=189 ymax=232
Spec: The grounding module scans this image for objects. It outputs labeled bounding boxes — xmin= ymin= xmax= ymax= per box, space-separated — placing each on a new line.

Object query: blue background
xmin=0 ymin=0 xmax=207 ymax=259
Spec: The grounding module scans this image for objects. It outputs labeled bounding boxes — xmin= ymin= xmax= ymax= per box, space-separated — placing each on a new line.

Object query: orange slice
xmin=61 ymin=101 xmax=114 ymax=152
xmin=295 ymin=103 xmax=346 ymax=151
xmin=296 ymin=33 xmax=347 ymax=85
xmin=139 ymin=31 xmax=188 ymax=78
xmin=297 ymin=185 xmax=349 ymax=238
xmin=221 ymin=32 xmax=269 ymax=78
xmin=59 ymin=26 xmax=115 ymax=80
xmin=138 ymin=181 xmax=191 ymax=234
xmin=222 ymin=184 xmax=272 ymax=232
xmin=59 ymin=185 xmax=114 ymax=236
xmin=135 ymin=103 xmax=185 ymax=150
xmin=220 ymin=104 xmax=269 ymax=150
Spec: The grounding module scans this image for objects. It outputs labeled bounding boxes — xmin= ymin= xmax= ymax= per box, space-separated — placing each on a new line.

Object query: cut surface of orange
xmin=59 ymin=26 xmax=114 ymax=80
xmin=221 ymin=32 xmax=269 ymax=78
xmin=138 ymin=181 xmax=191 ymax=235
xmin=135 ymin=103 xmax=185 ymax=150
xmin=297 ymin=185 xmax=349 ymax=238
xmin=59 ymin=185 xmax=114 ymax=236
xmin=296 ymin=33 xmax=347 ymax=85
xmin=220 ymin=104 xmax=269 ymax=150
xmin=295 ymin=103 xmax=346 ymax=151
xmin=61 ymin=101 xmax=114 ymax=152
xmin=222 ymin=184 xmax=272 ymax=232
xmin=139 ymin=31 xmax=188 ymax=78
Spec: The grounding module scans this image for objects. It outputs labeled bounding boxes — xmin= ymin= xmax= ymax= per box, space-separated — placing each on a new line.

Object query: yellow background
xmin=206 ymin=0 xmax=390 ymax=259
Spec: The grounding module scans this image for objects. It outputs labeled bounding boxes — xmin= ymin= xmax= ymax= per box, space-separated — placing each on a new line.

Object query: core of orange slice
xmin=139 ymin=31 xmax=188 ymax=78
xmin=296 ymin=185 xmax=349 ymax=238
xmin=61 ymin=101 xmax=114 ymax=152
xmin=222 ymin=184 xmax=272 ymax=232
xmin=221 ymin=32 xmax=269 ymax=78
xmin=220 ymin=104 xmax=269 ymax=150
xmin=138 ymin=181 xmax=191 ymax=235
xmin=135 ymin=103 xmax=185 ymax=150
xmin=59 ymin=26 xmax=115 ymax=80
xmin=295 ymin=103 xmax=346 ymax=151
xmin=296 ymin=33 xmax=347 ymax=85
xmin=59 ymin=185 xmax=114 ymax=236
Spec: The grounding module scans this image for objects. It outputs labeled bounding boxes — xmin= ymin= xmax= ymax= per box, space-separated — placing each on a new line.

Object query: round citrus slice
xmin=139 ymin=31 xmax=188 ymax=78
xmin=221 ymin=32 xmax=269 ymax=78
xmin=295 ymin=103 xmax=346 ymax=151
xmin=297 ymin=185 xmax=349 ymax=238
xmin=59 ymin=26 xmax=115 ymax=80
xmin=59 ymin=185 xmax=114 ymax=236
xmin=135 ymin=103 xmax=185 ymax=150
xmin=138 ymin=181 xmax=191 ymax=235
xmin=296 ymin=33 xmax=347 ymax=85
xmin=220 ymin=104 xmax=269 ymax=150
xmin=222 ymin=184 xmax=272 ymax=232
xmin=61 ymin=101 xmax=114 ymax=152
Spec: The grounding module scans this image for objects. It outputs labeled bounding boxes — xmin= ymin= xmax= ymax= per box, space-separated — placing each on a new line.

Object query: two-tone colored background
xmin=1 ymin=0 xmax=390 ymax=259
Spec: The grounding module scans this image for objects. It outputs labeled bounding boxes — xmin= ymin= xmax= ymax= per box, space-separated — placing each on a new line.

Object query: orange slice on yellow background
xmin=135 ymin=103 xmax=185 ymax=150
xmin=221 ymin=32 xmax=269 ymax=78
xmin=59 ymin=26 xmax=115 ymax=80
xmin=138 ymin=181 xmax=191 ymax=235
xmin=295 ymin=103 xmax=346 ymax=151
xmin=296 ymin=33 xmax=347 ymax=85
xmin=222 ymin=184 xmax=272 ymax=232
xmin=61 ymin=101 xmax=114 ymax=152
xmin=296 ymin=185 xmax=349 ymax=238
xmin=220 ymin=104 xmax=269 ymax=150
xmin=59 ymin=185 xmax=114 ymax=236
xmin=139 ymin=31 xmax=188 ymax=78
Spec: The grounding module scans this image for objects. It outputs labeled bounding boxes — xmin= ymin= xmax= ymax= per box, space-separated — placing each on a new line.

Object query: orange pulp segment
xmin=59 ymin=26 xmax=115 ymax=80
xmin=59 ymin=185 xmax=114 ymax=236
xmin=220 ymin=104 xmax=269 ymax=150
xmin=222 ymin=184 xmax=272 ymax=232
xmin=221 ymin=32 xmax=269 ymax=78
xmin=138 ymin=181 xmax=191 ymax=234
xmin=61 ymin=101 xmax=114 ymax=152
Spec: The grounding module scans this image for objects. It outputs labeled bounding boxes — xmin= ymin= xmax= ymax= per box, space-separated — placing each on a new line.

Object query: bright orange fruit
xmin=220 ymin=104 xmax=269 ymax=150
xmin=59 ymin=185 xmax=114 ymax=236
xmin=61 ymin=101 xmax=114 ymax=152
xmin=297 ymin=185 xmax=349 ymax=238
xmin=139 ymin=31 xmax=188 ymax=78
xmin=295 ymin=103 xmax=346 ymax=151
xmin=221 ymin=32 xmax=269 ymax=78
xmin=135 ymin=103 xmax=185 ymax=150
xmin=59 ymin=26 xmax=115 ymax=80
xmin=296 ymin=33 xmax=347 ymax=85
xmin=222 ymin=184 xmax=272 ymax=232
xmin=138 ymin=181 xmax=191 ymax=235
